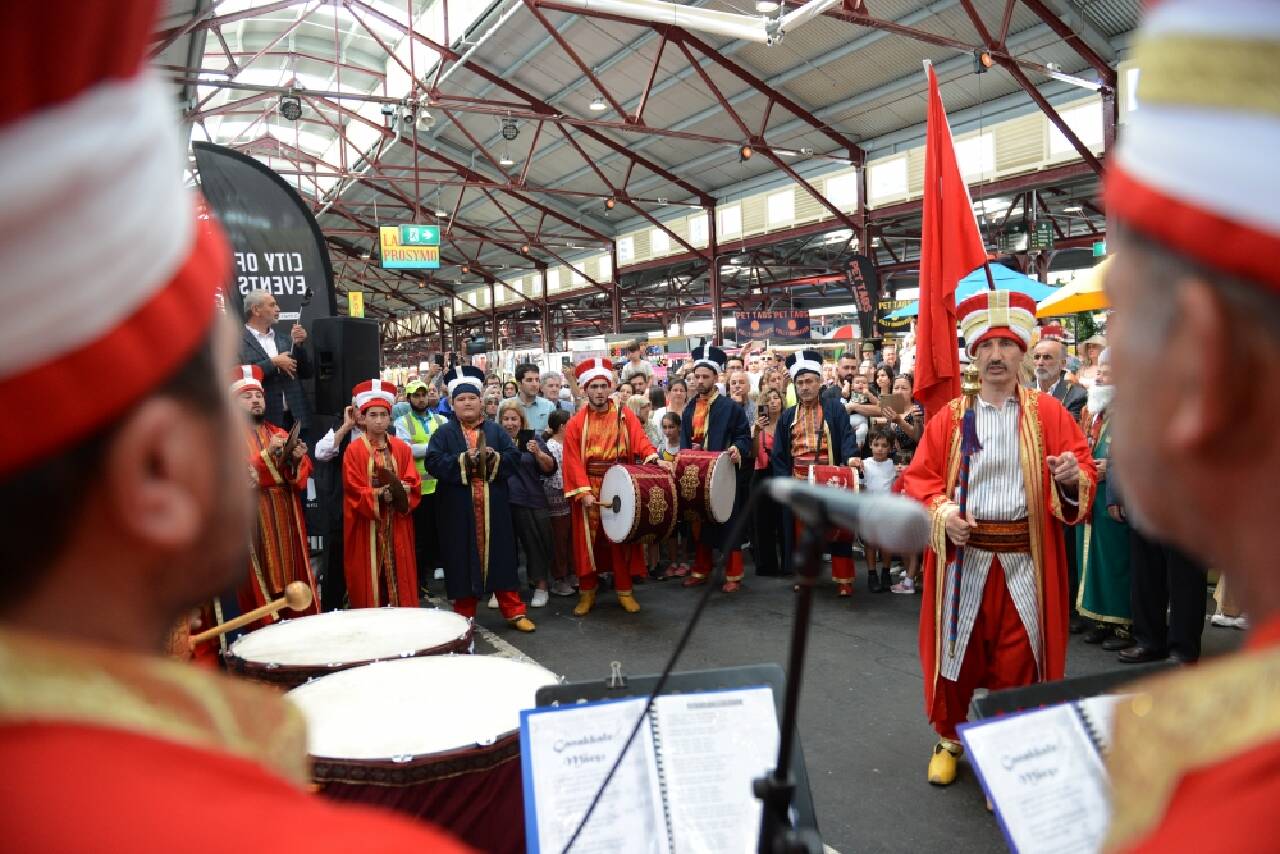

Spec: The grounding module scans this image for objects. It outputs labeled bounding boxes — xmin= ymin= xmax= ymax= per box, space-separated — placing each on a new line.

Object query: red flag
xmin=914 ymin=62 xmax=989 ymax=421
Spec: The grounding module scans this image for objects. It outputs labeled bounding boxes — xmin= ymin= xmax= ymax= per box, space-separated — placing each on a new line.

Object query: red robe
xmin=562 ymin=402 xmax=658 ymax=591
xmin=343 ymin=434 xmax=421 ymax=608
xmin=1105 ymin=618 xmax=1280 ymax=853
xmin=240 ymin=422 xmax=319 ymax=626
xmin=901 ymin=386 xmax=1094 ymax=735
xmin=0 ymin=626 xmax=472 ymax=853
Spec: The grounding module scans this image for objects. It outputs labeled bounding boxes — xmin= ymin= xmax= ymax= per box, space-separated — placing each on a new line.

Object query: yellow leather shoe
xmin=573 ymin=589 xmax=596 ymax=617
xmin=927 ymin=739 xmax=962 ymax=786
xmin=508 ymin=616 xmax=536 ymax=632
xmin=617 ymin=591 xmax=641 ymax=613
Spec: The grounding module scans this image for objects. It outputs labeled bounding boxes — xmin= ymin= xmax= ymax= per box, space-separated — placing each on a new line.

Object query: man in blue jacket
xmin=680 ymin=345 xmax=752 ymax=592
xmin=772 ymin=350 xmax=861 ymax=594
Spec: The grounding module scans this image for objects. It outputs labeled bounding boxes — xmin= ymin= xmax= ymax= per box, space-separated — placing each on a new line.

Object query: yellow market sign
xmin=348 ymin=291 xmax=365 ymax=318
xmin=380 ymin=226 xmax=441 ymax=270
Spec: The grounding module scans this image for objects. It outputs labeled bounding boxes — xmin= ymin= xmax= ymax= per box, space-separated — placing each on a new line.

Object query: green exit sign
xmin=1092 ymin=240 xmax=1107 ymax=257
xmin=399 ymin=224 xmax=440 ymax=246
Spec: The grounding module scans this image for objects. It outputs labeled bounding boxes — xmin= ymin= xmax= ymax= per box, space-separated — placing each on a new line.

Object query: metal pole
xmin=609 ymin=241 xmax=623 ymax=334
xmin=708 ymin=205 xmax=722 ymax=346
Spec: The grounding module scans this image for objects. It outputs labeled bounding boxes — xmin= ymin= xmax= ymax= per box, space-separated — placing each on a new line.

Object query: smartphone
xmin=517 ymin=428 xmax=535 ymax=448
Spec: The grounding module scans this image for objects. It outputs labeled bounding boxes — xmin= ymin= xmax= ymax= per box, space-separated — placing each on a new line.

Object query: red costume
xmin=343 ymin=433 xmax=421 ymax=608
xmin=241 ymin=420 xmax=319 ymax=624
xmin=902 ymin=293 xmax=1094 ymax=746
xmin=562 ymin=359 xmax=658 ymax=594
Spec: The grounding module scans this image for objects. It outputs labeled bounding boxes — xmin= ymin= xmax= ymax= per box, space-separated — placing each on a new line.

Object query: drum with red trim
xmin=225 ymin=608 xmax=473 ymax=689
xmin=792 ymin=463 xmax=861 ymax=543
xmin=675 ymin=449 xmax=737 ymax=524
xmin=599 ymin=463 xmax=678 ymax=544
xmin=288 ymin=655 xmax=559 ymax=854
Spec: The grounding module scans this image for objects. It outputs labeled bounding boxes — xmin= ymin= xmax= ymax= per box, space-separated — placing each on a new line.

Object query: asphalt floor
xmin=464 ymin=558 xmax=1243 ymax=854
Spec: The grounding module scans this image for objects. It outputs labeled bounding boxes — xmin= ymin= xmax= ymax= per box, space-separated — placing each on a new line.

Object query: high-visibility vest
xmin=398 ymin=411 xmax=445 ymax=495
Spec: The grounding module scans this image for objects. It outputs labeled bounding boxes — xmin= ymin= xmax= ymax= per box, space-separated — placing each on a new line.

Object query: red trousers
xmin=570 ymin=506 xmax=640 ymax=592
xmin=453 ymin=590 xmax=526 ymax=621
xmin=931 ymin=556 xmax=1036 ymax=740
xmin=791 ymin=522 xmax=856 ymax=583
xmin=692 ymin=542 xmax=744 ymax=582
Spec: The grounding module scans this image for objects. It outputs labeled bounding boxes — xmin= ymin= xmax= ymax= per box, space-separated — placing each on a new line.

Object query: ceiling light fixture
xmin=755 ymin=1 xmax=780 ymax=11
xmin=973 ymin=50 xmax=994 ymax=74
xmin=589 ymin=95 xmax=608 ymax=112
xmin=501 ymin=116 xmax=519 ymax=140
xmin=605 ymin=197 xmax=616 ymax=210
xmin=278 ymin=94 xmax=302 ymax=121
xmin=434 ymin=209 xmax=448 ymax=218
xmin=739 ymin=143 xmax=754 ymax=162
xmin=1063 ymin=203 xmax=1084 ymax=213
xmin=499 ymin=150 xmax=515 ymax=166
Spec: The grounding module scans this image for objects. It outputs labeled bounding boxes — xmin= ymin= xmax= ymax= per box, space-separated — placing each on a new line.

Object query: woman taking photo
xmin=497 ymin=400 xmax=559 ymax=607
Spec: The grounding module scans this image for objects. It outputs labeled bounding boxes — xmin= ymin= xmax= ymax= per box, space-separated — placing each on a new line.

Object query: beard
xmin=1034 ymin=366 xmax=1056 ymax=384
xmin=1087 ymin=384 xmax=1114 ymax=414
xmin=250 ymin=411 xmax=266 ymax=424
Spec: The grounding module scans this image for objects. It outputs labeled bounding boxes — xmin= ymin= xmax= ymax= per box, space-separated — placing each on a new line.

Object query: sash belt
xmin=968 ymin=519 xmax=1031 ymax=553
xmin=586 ymin=460 xmax=617 ymax=477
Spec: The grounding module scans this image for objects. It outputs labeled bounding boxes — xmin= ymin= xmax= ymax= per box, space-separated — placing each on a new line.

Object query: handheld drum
xmin=674 ymin=449 xmax=737 ymax=524
xmin=225 ymin=607 xmax=473 ymax=689
xmin=287 ymin=655 xmax=559 ymax=854
xmin=793 ymin=463 xmax=861 ymax=543
xmin=598 ymin=463 xmax=678 ymax=545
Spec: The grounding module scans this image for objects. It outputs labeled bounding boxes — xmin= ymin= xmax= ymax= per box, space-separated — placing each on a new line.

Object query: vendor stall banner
xmin=735 ymin=309 xmax=812 ymax=342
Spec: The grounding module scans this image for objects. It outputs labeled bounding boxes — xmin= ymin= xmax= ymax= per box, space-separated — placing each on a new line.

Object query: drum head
xmin=707 ymin=453 xmax=737 ymax=523
xmin=599 ymin=465 xmax=637 ymax=544
xmin=229 ymin=608 xmax=470 ymax=667
xmin=287 ymin=656 xmax=559 ymax=759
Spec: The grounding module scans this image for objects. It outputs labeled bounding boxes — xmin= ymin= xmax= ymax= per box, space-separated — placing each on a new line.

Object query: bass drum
xmin=599 ymin=463 xmax=679 ymax=545
xmin=674 ymin=449 xmax=737 ymax=524
xmin=225 ymin=607 xmax=473 ymax=689
xmin=288 ymin=655 xmax=559 ymax=854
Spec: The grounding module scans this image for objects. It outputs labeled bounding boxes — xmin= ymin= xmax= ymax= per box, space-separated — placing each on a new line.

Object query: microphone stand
xmin=754 ymin=519 xmax=827 ymax=854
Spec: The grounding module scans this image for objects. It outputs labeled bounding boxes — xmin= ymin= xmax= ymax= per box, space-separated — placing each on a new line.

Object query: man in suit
xmin=1032 ymin=326 xmax=1087 ymax=421
xmin=239 ymin=289 xmax=313 ymax=432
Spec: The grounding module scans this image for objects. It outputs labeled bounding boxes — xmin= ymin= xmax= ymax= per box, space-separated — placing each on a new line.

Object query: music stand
xmin=535 ymin=662 xmax=820 ymax=838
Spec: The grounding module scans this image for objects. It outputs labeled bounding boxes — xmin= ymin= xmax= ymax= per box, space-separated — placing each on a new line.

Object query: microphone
xmin=765 ymin=479 xmax=930 ymax=553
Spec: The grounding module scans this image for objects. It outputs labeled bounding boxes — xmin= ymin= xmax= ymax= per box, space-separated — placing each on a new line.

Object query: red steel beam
xmin=521 ymin=0 xmax=628 ymax=119
xmin=957 ymin=0 xmax=1104 ymax=175
xmin=1016 ymin=0 xmax=1116 ymax=86
xmin=634 ymin=35 xmax=667 ymax=126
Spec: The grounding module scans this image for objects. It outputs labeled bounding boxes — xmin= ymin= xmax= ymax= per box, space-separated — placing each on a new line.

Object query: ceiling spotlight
xmin=501 ymin=116 xmax=519 ymax=140
xmin=589 ymin=95 xmax=608 ymax=112
xmin=278 ymin=94 xmax=302 ymax=121
xmin=739 ymin=143 xmax=754 ymax=162
xmin=461 ymin=265 xmax=470 ymax=274
xmin=974 ymin=50 xmax=994 ymax=73
xmin=605 ymin=197 xmax=616 ymax=210
xmin=1063 ymin=203 xmax=1084 ymax=213
xmin=499 ymin=153 xmax=515 ymax=166
xmin=755 ymin=0 xmax=779 ymax=11
xmin=434 ymin=209 xmax=448 ymax=218
xmin=521 ymin=243 xmax=531 ymax=254
xmin=415 ymin=109 xmax=433 ymax=131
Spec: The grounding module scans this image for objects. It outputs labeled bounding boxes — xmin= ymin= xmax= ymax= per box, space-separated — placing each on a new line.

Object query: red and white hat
xmin=0 ymin=0 xmax=231 ymax=477
xmin=575 ymin=357 xmax=614 ymax=387
xmin=230 ymin=365 xmax=264 ymax=395
xmin=958 ymin=290 xmax=1037 ymax=357
xmin=353 ymin=379 xmax=396 ymax=413
xmin=1107 ymin=0 xmax=1280 ymax=291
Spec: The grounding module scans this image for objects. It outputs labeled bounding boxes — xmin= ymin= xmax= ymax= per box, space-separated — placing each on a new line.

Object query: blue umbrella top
xmin=885 ymin=263 xmax=1060 ymax=319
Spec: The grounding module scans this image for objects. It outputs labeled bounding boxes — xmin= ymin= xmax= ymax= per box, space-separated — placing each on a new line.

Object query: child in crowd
xmin=847 ymin=373 xmax=878 ymax=450
xmin=542 ymin=410 xmax=576 ymax=596
xmin=861 ymin=429 xmax=899 ymax=593
xmin=659 ymin=412 xmax=690 ymax=578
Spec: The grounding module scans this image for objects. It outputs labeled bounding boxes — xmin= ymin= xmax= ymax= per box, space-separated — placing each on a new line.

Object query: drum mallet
xmin=188 ymin=581 xmax=314 ymax=649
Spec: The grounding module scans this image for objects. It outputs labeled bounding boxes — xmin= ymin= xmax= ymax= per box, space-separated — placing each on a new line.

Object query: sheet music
xmin=960 ymin=703 xmax=1113 ymax=854
xmin=657 ymin=687 xmax=780 ymax=854
xmin=521 ymin=697 xmax=670 ymax=854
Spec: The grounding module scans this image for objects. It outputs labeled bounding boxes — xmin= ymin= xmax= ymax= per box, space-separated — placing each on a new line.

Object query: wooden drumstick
xmin=187 ymin=582 xmax=313 ymax=648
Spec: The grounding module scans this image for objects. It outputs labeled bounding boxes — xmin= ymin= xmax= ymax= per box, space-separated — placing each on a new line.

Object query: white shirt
xmin=246 ymin=324 xmax=288 ymax=412
xmin=939 ymin=395 xmax=1042 ymax=681
xmin=862 ymin=457 xmax=897 ymax=493
xmin=315 ymin=426 xmax=363 ymax=462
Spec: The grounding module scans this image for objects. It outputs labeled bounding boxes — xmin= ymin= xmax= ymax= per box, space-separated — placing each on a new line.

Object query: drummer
xmin=562 ymin=358 xmax=667 ymax=616
xmin=771 ymin=350 xmax=861 ymax=595
xmin=425 ymin=366 xmax=534 ymax=632
xmin=679 ymin=345 xmax=752 ymax=593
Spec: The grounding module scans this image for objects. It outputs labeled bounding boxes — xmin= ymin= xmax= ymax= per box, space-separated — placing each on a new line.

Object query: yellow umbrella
xmin=1036 ymin=257 xmax=1113 ymax=318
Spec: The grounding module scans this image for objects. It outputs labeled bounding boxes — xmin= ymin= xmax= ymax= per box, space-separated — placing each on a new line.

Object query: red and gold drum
xmin=225 ymin=608 xmax=473 ymax=689
xmin=793 ymin=463 xmax=861 ymax=543
xmin=287 ymin=655 xmax=559 ymax=854
xmin=599 ymin=463 xmax=678 ymax=544
xmin=674 ymin=449 xmax=737 ymax=524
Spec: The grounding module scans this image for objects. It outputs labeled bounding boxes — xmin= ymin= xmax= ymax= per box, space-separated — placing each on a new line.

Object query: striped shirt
xmin=939 ymin=395 xmax=1042 ymax=681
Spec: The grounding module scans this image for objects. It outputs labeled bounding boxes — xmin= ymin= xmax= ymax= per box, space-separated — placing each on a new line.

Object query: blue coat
xmin=772 ymin=397 xmax=859 ymax=571
xmin=680 ymin=392 xmax=752 ymax=550
xmin=424 ymin=419 xmax=521 ymax=600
